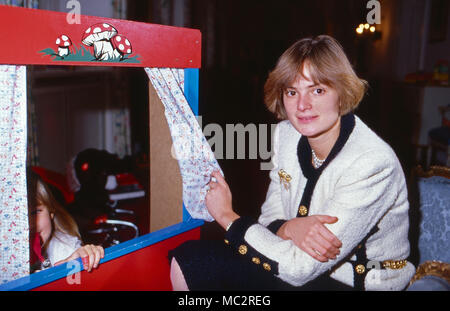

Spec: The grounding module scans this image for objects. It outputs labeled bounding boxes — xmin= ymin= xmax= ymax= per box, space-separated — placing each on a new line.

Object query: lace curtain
xmin=0 ymin=0 xmax=40 ymax=167
xmin=0 ymin=66 xmax=29 ymax=284
xmin=146 ymin=68 xmax=221 ymax=222
xmin=0 ymin=0 xmax=38 ymax=7
xmin=0 ymin=0 xmax=38 ymax=286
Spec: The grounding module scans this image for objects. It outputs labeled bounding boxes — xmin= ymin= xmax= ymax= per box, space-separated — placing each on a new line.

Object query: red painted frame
xmin=0 ymin=6 xmax=201 ymax=68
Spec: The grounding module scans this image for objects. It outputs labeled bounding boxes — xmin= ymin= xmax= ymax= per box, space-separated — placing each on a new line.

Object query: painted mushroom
xmin=56 ymin=35 xmax=72 ymax=58
xmin=82 ymin=23 xmax=118 ymax=61
xmin=111 ymin=35 xmax=132 ymax=60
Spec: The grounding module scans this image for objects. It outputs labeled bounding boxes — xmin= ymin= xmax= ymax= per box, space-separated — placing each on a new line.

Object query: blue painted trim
xmin=184 ymin=68 xmax=199 ymax=115
xmin=182 ymin=68 xmax=199 ymax=221
xmin=0 ymin=219 xmax=203 ymax=291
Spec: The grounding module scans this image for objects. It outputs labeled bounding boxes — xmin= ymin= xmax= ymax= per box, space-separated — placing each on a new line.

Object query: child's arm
xmin=54 ymin=244 xmax=104 ymax=272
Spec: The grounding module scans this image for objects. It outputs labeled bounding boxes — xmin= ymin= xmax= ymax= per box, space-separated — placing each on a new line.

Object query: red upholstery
xmin=31 ymin=166 xmax=74 ymax=204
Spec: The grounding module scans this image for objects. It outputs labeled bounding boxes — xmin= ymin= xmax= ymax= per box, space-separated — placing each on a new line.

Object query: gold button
xmin=355 ymin=264 xmax=365 ymax=274
xmin=263 ymin=263 xmax=271 ymax=271
xmin=252 ymin=257 xmax=261 ymax=265
xmin=224 ymin=239 xmax=229 ymax=245
xmin=298 ymin=205 xmax=308 ymax=216
xmin=238 ymin=244 xmax=248 ymax=255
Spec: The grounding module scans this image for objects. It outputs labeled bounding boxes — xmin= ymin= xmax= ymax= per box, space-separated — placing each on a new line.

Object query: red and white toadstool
xmin=82 ymin=23 xmax=118 ymax=61
xmin=111 ymin=35 xmax=132 ymax=60
xmin=56 ymin=35 xmax=72 ymax=58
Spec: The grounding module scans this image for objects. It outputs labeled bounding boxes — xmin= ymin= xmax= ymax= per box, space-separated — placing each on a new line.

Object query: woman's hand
xmin=205 ymin=170 xmax=240 ymax=230
xmin=54 ymin=244 xmax=105 ymax=272
xmin=277 ymin=215 xmax=342 ymax=262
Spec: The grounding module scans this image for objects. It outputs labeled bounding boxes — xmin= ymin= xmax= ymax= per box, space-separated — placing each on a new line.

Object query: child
xmin=27 ymin=169 xmax=104 ymax=273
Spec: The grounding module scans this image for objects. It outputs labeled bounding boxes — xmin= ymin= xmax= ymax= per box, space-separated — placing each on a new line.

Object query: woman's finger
xmin=313 ymin=226 xmax=339 ymax=259
xmin=308 ymin=237 xmax=330 ymax=259
xmin=318 ymin=224 xmax=342 ymax=249
xmin=313 ymin=215 xmax=342 ymax=248
xmin=292 ymin=235 xmax=328 ymax=262
xmin=305 ymin=245 xmax=328 ymax=262
xmin=316 ymin=215 xmax=339 ymax=225
xmin=309 ymin=235 xmax=339 ymax=259
xmin=211 ymin=170 xmax=225 ymax=185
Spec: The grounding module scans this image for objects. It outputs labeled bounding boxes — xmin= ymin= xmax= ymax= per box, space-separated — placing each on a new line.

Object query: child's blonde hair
xmin=28 ymin=170 xmax=81 ymax=253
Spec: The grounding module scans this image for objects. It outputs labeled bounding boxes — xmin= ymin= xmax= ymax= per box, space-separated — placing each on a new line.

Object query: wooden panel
xmin=149 ymin=82 xmax=183 ymax=232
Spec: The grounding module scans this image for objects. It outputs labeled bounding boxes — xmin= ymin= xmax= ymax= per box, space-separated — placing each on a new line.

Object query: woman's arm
xmin=206 ymin=121 xmax=292 ymax=232
xmin=239 ymin=151 xmax=399 ymax=286
xmin=211 ymin=148 xmax=400 ymax=286
xmin=205 ymin=170 xmax=240 ymax=229
xmin=276 ymin=215 xmax=342 ymax=262
xmin=208 ymin=170 xmax=342 ymax=263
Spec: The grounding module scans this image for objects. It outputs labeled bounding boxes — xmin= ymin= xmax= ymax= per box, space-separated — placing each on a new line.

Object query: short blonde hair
xmin=264 ymin=35 xmax=368 ymax=119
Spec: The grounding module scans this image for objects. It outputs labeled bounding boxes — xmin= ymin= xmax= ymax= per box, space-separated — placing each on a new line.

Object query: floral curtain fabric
xmin=0 ymin=1 xmax=39 ymax=166
xmin=146 ymin=68 xmax=221 ymax=222
xmin=0 ymin=0 xmax=36 ymax=286
xmin=0 ymin=66 xmax=29 ymax=284
xmin=0 ymin=0 xmax=38 ymax=8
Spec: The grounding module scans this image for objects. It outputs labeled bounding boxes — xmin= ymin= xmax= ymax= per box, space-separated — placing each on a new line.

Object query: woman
xmin=169 ymin=35 xmax=415 ymax=290
xmin=28 ymin=170 xmax=104 ymax=273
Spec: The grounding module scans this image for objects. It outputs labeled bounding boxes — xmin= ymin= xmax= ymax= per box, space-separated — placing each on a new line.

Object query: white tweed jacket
xmin=226 ymin=115 xmax=416 ymax=290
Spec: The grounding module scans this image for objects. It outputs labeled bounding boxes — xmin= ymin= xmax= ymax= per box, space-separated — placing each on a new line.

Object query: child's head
xmin=27 ymin=169 xmax=81 ymax=251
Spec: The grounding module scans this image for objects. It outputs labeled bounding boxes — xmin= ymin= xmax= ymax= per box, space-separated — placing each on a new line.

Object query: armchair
xmin=408 ymin=261 xmax=450 ymax=291
xmin=407 ymin=165 xmax=449 ymax=290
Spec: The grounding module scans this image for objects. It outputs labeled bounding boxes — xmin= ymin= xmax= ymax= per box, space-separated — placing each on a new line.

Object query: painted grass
xmin=39 ymin=44 xmax=141 ymax=64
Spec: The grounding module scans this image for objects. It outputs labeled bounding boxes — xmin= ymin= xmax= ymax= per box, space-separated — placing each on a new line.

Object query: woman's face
xmin=283 ymin=64 xmax=341 ymax=139
xmin=33 ymin=204 xmax=53 ymax=245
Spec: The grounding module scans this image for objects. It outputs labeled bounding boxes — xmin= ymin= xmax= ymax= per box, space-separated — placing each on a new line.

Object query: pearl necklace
xmin=311 ymin=149 xmax=325 ymax=168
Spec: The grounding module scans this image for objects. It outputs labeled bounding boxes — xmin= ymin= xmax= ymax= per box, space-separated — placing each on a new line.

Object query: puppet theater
xmin=0 ymin=5 xmax=220 ymax=290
